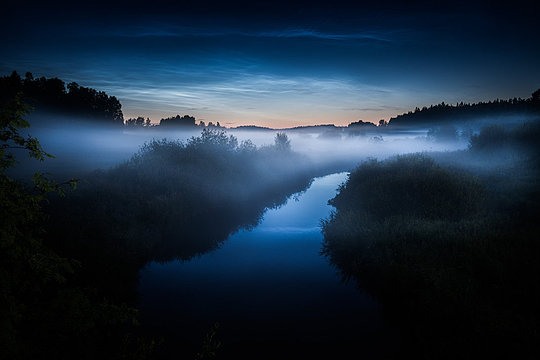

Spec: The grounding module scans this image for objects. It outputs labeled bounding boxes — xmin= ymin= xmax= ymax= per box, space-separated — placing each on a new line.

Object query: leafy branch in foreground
xmin=0 ymin=94 xmax=52 ymax=167
xmin=1 ymin=93 xmax=153 ymax=360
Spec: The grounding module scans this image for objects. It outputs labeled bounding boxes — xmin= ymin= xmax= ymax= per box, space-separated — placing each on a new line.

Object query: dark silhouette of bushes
xmin=43 ymin=128 xmax=315 ymax=303
xmin=346 ymin=119 xmax=378 ymax=136
xmin=469 ymin=121 xmax=540 ymax=153
xmin=322 ymin=148 xmax=540 ymax=359
xmin=329 ymin=154 xmax=484 ymax=221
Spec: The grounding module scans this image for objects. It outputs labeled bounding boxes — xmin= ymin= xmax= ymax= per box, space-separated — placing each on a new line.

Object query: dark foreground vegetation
xmin=322 ymin=121 xmax=540 ymax=359
xmin=1 ymin=92 xmax=317 ymax=359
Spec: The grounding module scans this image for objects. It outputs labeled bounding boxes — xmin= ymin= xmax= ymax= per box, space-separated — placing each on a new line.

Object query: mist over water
xmin=14 ymin=112 xmax=494 ymax=181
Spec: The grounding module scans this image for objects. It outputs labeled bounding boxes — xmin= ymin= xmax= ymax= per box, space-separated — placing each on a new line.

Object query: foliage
xmin=0 ymin=71 xmax=124 ymax=125
xmin=0 ymin=93 xmax=154 ymax=359
xmin=330 ymin=154 xmax=484 ymax=221
xmin=0 ymin=95 xmax=51 ymax=168
xmin=195 ymin=323 xmax=222 ymax=360
xmin=348 ymin=120 xmax=377 ymax=128
xmin=322 ymin=144 xmax=540 ymax=359
xmin=159 ymin=114 xmax=196 ymax=127
xmin=273 ymin=132 xmax=291 ymax=152
xmin=45 ymin=129 xmax=314 ymax=267
xmin=468 ymin=121 xmax=540 ymax=152
xmin=388 ymin=89 xmax=540 ymax=126
xmin=125 ymin=116 xmax=151 ymax=127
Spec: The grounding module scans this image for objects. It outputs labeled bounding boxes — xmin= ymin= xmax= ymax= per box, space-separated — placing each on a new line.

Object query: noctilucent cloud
xmin=2 ymin=0 xmax=539 ymax=128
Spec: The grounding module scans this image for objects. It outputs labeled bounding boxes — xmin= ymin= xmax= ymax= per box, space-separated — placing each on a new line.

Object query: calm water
xmin=138 ymin=173 xmax=401 ymax=359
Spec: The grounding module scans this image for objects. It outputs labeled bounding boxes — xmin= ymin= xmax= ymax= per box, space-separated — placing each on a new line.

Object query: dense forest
xmin=388 ymin=90 xmax=540 ymax=127
xmin=322 ymin=121 xmax=540 ymax=359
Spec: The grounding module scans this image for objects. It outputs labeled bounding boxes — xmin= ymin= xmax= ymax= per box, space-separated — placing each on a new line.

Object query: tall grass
xmin=322 ymin=146 xmax=540 ymax=359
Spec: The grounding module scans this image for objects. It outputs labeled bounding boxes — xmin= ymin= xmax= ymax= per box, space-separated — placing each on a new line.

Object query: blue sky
xmin=2 ymin=1 xmax=539 ymax=127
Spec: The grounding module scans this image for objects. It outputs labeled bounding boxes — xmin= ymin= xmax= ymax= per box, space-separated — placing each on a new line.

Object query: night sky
xmin=2 ymin=0 xmax=539 ymax=128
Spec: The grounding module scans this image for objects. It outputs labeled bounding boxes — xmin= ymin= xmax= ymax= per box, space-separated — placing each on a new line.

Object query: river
xmin=138 ymin=172 xmax=401 ymax=359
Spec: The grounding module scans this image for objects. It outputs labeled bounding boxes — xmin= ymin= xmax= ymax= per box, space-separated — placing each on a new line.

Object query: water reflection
xmin=138 ymin=173 xmax=400 ymax=359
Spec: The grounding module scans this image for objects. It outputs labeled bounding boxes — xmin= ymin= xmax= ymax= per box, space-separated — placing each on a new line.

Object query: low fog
xmin=8 ymin=112 xmax=538 ymax=188
xmin=5 ymin=110 xmax=539 ymax=360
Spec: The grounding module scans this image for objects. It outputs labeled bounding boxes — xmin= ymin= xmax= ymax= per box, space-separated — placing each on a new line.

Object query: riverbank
xmin=322 ymin=122 xmax=540 ymax=359
xmin=139 ymin=173 xmax=402 ymax=359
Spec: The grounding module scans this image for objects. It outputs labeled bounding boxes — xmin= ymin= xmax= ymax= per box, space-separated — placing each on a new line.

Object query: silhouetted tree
xmin=532 ymin=89 xmax=540 ymax=107
xmin=0 ymin=92 xmax=62 ymax=358
xmin=66 ymin=81 xmax=123 ymax=124
xmin=1 ymin=91 xmax=157 ymax=359
xmin=274 ymin=132 xmax=291 ymax=152
xmin=125 ymin=116 xmax=146 ymax=127
xmin=348 ymin=120 xmax=377 ymax=128
xmin=0 ymin=71 xmax=125 ymax=125
xmin=159 ymin=114 xmax=196 ymax=127
xmin=188 ymin=128 xmax=238 ymax=151
xmin=0 ymin=72 xmax=23 ymax=110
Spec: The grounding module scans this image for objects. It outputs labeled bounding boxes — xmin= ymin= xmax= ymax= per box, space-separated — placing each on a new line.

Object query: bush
xmin=322 ymin=152 xmax=540 ymax=359
xmin=330 ymin=153 xmax=484 ymax=221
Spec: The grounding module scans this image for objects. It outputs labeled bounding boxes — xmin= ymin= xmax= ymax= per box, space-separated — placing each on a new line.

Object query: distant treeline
xmin=388 ymin=89 xmax=540 ymax=126
xmin=0 ymin=71 xmax=124 ymax=125
xmin=3 ymin=70 xmax=539 ymax=131
xmin=125 ymin=114 xmax=225 ymax=128
xmin=126 ymin=91 xmax=540 ymax=132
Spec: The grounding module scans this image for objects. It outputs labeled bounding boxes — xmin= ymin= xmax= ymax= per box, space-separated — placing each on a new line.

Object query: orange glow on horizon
xmin=122 ymin=109 xmax=400 ymax=129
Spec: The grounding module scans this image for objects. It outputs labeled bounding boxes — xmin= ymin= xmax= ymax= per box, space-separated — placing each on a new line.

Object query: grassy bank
xmin=322 ymin=122 xmax=540 ymax=359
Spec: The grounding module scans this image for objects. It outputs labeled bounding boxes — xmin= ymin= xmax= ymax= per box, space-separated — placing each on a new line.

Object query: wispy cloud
xmin=98 ymin=25 xmax=394 ymax=42
xmin=256 ymin=29 xmax=392 ymax=42
xmin=97 ymin=69 xmax=404 ymax=125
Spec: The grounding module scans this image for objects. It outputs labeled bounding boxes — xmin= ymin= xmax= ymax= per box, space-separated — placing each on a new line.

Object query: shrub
xmin=322 ymin=152 xmax=539 ymax=359
xmin=330 ymin=153 xmax=484 ymax=221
